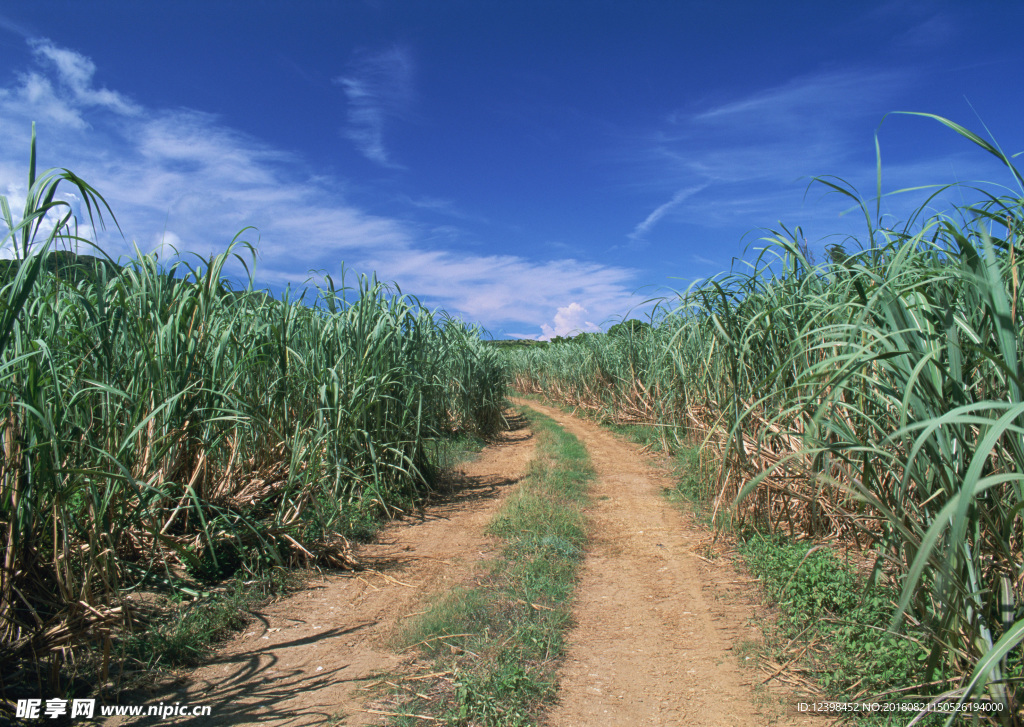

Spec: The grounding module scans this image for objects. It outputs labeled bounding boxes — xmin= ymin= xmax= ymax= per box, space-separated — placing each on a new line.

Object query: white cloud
xmin=621 ymin=66 xmax=1015 ymax=253
xmin=29 ymin=38 xmax=139 ymax=116
xmin=538 ymin=302 xmax=601 ymax=341
xmin=334 ymin=46 xmax=413 ymax=168
xmin=692 ymin=70 xmax=906 ymax=132
xmin=0 ymin=37 xmax=140 ymax=136
xmin=149 ymin=230 xmax=183 ymax=260
xmin=615 ymin=70 xmax=913 ymax=248
xmin=655 ymin=69 xmax=913 ymax=193
xmin=0 ymin=71 xmax=87 ymax=129
xmin=629 ymin=184 xmax=707 ymax=243
xmin=353 ymin=248 xmax=639 ymax=334
xmin=0 ymin=36 xmax=642 ymax=339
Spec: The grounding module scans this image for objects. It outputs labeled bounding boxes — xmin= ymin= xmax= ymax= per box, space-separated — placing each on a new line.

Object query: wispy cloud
xmin=334 ymin=46 xmax=413 ymax=168
xmin=628 ymin=184 xmax=706 ymax=244
xmin=0 ymin=38 xmax=139 ymax=132
xmin=620 ymin=67 xmax=955 ymax=247
xmin=0 ymin=37 xmax=642 ymax=338
xmin=692 ymin=69 xmax=906 ymax=132
xmin=29 ymin=39 xmax=140 ymax=117
xmin=668 ymin=69 xmax=914 ymax=194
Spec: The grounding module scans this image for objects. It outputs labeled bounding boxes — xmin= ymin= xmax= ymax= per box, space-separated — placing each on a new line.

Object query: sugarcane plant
xmin=0 ymin=126 xmax=508 ymax=705
xmin=502 ymin=114 xmax=1024 ymax=719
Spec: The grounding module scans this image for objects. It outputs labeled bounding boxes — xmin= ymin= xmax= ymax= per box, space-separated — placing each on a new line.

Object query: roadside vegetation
xmin=379 ymin=407 xmax=592 ymax=726
xmin=0 ymin=129 xmax=506 ymax=715
xmin=503 ymin=114 xmax=1024 ymax=721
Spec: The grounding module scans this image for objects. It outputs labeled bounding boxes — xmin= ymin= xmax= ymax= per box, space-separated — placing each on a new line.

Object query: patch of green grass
xmin=667 ymin=446 xmax=715 ymax=503
xmin=400 ymin=586 xmax=495 ymax=654
xmin=605 ymin=421 xmax=670 ymax=452
xmin=429 ymin=431 xmax=488 ymax=473
xmin=118 ymin=567 xmax=301 ymax=675
xmin=450 ymin=653 xmax=555 ymax=727
xmin=738 ymin=535 xmax=951 ymax=724
xmin=386 ymin=406 xmax=592 ymax=726
xmin=338 ymin=499 xmax=387 ymax=542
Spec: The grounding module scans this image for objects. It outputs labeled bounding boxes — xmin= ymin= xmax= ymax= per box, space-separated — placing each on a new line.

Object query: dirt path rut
xmin=517 ymin=399 xmax=812 ymax=727
xmin=115 ymin=416 xmax=534 ymax=726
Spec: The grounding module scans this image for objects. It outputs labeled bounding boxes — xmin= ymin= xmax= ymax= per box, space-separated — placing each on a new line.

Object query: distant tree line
xmin=483 ymin=318 xmax=652 ymax=348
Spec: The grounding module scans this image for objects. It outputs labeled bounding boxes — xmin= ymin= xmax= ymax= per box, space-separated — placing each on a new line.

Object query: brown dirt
xmin=110 ymin=402 xmax=826 ymax=726
xmin=516 ymin=399 xmax=823 ymax=727
xmin=109 ymin=414 xmax=534 ymax=726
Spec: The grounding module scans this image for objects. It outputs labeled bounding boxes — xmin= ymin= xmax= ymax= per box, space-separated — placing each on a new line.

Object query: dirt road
xmin=116 ymin=402 xmax=819 ymax=726
xmin=517 ymin=400 xmax=791 ymax=726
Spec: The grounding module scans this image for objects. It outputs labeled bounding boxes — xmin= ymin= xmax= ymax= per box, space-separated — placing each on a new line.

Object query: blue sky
xmin=0 ymin=1 xmax=1022 ymax=339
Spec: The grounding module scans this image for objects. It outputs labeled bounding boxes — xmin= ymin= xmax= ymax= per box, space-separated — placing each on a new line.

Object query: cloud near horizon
xmin=0 ymin=36 xmax=642 ymax=338
xmin=537 ymin=301 xmax=601 ymax=341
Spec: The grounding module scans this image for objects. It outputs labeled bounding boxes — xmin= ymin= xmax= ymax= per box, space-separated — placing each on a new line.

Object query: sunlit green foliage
xmin=0 ymin=130 xmax=506 ymax=700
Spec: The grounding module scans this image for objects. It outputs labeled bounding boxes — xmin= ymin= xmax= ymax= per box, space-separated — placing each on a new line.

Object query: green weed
xmin=387 ymin=406 xmax=592 ymax=726
xmin=740 ymin=535 xmax=940 ymax=716
xmin=119 ymin=567 xmax=299 ymax=675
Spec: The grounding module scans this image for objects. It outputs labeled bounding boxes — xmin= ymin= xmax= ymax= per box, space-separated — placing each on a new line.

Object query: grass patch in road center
xmin=385 ymin=406 xmax=592 ymax=726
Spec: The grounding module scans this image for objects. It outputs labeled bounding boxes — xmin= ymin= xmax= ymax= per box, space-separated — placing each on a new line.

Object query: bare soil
xmin=517 ymin=399 xmax=821 ymax=727
xmin=112 ymin=402 xmax=824 ymax=726
xmin=109 ymin=414 xmax=534 ymax=726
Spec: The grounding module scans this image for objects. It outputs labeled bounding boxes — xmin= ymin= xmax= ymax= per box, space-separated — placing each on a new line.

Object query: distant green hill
xmin=0 ymin=249 xmax=122 ymax=287
xmin=484 ymin=338 xmax=545 ymax=347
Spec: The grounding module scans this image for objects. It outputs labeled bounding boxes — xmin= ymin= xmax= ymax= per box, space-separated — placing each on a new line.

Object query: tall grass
xmin=0 ymin=130 xmax=506 ymax=704
xmin=505 ymin=115 xmax=1024 ymax=716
